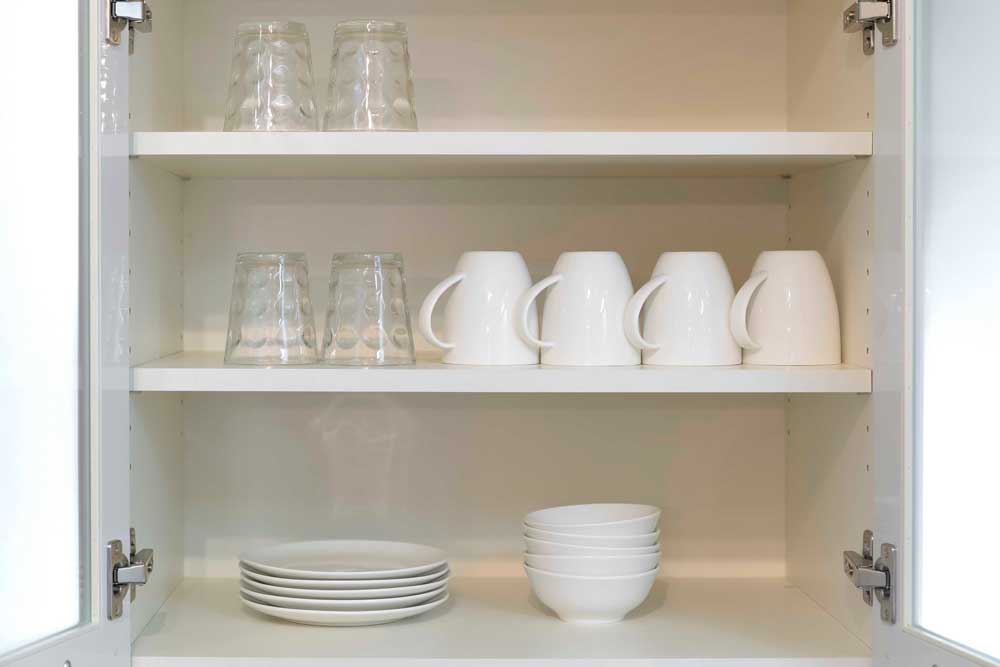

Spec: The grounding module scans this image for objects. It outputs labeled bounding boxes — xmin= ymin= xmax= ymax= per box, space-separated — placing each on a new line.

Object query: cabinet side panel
xmin=129 ymin=0 xmax=184 ymax=131
xmin=786 ymin=159 xmax=874 ymax=644
xmin=181 ymin=394 xmax=787 ymax=579
xmin=181 ymin=0 xmax=787 ymax=131
xmin=130 ymin=161 xmax=183 ymax=365
xmin=130 ymin=393 xmax=184 ymax=640
xmin=787 ymin=0 xmax=873 ymax=131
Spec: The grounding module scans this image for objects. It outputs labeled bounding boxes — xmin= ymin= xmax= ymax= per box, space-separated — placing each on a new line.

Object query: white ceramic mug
xmin=729 ymin=250 xmax=841 ymax=365
xmin=516 ymin=252 xmax=640 ymax=366
xmin=418 ymin=252 xmax=539 ymax=365
xmin=624 ymin=252 xmax=741 ymax=366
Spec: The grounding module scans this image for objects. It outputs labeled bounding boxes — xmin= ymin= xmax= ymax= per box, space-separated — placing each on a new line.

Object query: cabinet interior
xmin=127 ymin=0 xmax=875 ymax=663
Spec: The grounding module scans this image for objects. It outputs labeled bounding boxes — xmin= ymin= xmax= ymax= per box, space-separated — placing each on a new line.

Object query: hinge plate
xmin=843 ymin=529 xmax=896 ymax=624
xmin=843 ymin=0 xmax=897 ymax=55
xmin=107 ymin=0 xmax=152 ymax=53
xmin=106 ymin=529 xmax=155 ymax=620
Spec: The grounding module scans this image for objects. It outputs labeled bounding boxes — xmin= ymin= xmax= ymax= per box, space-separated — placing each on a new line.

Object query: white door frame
xmin=873 ymin=2 xmax=996 ymax=665
xmin=3 ymin=1 xmax=132 ymax=665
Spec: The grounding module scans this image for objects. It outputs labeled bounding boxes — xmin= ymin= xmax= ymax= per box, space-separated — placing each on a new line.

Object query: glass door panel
xmin=0 ymin=0 xmax=89 ymax=658
xmin=913 ymin=1 xmax=1000 ymax=662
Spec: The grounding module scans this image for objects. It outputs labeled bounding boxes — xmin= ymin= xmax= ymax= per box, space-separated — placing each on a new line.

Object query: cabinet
xmin=6 ymin=2 xmax=992 ymax=667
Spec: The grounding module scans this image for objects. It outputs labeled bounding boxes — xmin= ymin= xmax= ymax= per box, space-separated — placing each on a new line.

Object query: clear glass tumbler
xmin=323 ymin=20 xmax=418 ymax=131
xmin=225 ymin=252 xmax=318 ymax=365
xmin=322 ymin=253 xmax=416 ymax=365
xmin=224 ymin=21 xmax=319 ymax=131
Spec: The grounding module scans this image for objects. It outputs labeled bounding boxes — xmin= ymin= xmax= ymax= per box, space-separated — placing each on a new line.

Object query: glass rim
xmin=237 ymin=21 xmax=309 ymax=36
xmin=236 ymin=251 xmax=308 ymax=264
xmin=334 ymin=19 xmax=407 ymax=35
xmin=330 ymin=251 xmax=403 ymax=265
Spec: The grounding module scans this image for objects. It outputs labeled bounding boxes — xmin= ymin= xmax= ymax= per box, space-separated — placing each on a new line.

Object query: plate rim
xmin=239 ymin=540 xmax=448 ymax=580
xmin=240 ymin=590 xmax=450 ymax=624
xmin=239 ymin=582 xmax=446 ymax=610
xmin=239 ymin=563 xmax=450 ymax=589
xmin=240 ymin=572 xmax=450 ymax=599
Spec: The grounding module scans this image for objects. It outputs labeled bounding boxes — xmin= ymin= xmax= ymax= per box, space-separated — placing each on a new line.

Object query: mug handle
xmin=516 ymin=274 xmax=562 ymax=349
xmin=730 ymin=271 xmax=768 ymax=351
xmin=624 ymin=274 xmax=669 ymax=351
xmin=418 ymin=273 xmax=465 ymax=350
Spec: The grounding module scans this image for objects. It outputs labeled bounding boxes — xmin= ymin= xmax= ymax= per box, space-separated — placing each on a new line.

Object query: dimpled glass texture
xmin=322 ymin=253 xmax=416 ymax=365
xmin=225 ymin=253 xmax=318 ymax=365
xmin=224 ymin=21 xmax=318 ymax=131
xmin=323 ymin=20 xmax=418 ymax=131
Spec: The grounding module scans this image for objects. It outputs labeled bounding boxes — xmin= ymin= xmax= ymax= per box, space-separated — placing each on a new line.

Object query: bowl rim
xmin=524 ymin=504 xmax=661 ymax=529
xmin=522 ymin=552 xmax=659 ymax=562
xmin=523 ymin=524 xmax=660 ymax=540
xmin=523 ymin=563 xmax=660 ymax=581
xmin=524 ymin=536 xmax=660 ymax=554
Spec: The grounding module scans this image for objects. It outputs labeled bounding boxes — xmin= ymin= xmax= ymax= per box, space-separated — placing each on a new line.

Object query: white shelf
xmin=132 ymin=577 xmax=870 ymax=667
xmin=131 ymin=352 xmax=871 ymax=394
xmin=130 ymin=131 xmax=872 ymax=179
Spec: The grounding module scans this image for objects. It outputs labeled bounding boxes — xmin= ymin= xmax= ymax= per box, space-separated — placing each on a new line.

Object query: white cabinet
xmin=4 ymin=1 xmax=995 ymax=667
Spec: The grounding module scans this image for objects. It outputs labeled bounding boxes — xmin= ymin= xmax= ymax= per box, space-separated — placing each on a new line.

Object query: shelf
xmin=130 ymin=131 xmax=872 ymax=179
xmin=131 ymin=352 xmax=871 ymax=394
xmin=132 ymin=577 xmax=870 ymax=667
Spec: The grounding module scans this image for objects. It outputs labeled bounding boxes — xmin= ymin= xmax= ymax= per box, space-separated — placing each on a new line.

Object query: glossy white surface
xmin=731 ymin=251 xmax=841 ymax=365
xmin=132 ymin=577 xmax=871 ymax=666
xmin=517 ymin=252 xmax=640 ymax=366
xmin=524 ymin=504 xmax=661 ymax=535
xmin=241 ymin=573 xmax=449 ymax=599
xmin=239 ymin=540 xmax=447 ymax=580
xmin=240 ymin=590 xmax=449 ymax=627
xmin=240 ymin=564 xmax=449 ymax=590
xmin=240 ymin=582 xmax=446 ymax=611
xmin=132 ymin=351 xmax=872 ymax=393
xmin=626 ymin=252 xmax=741 ymax=366
xmin=524 ymin=565 xmax=658 ymax=623
xmin=524 ymin=538 xmax=660 ymax=557
xmin=418 ymin=252 xmax=538 ymax=365
xmin=522 ymin=526 xmax=659 ymax=548
xmin=130 ymin=131 xmax=873 ymax=178
xmin=523 ymin=553 xmax=660 ymax=577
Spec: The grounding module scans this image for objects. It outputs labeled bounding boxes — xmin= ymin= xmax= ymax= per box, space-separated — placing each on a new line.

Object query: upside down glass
xmin=323 ymin=20 xmax=418 ymax=131
xmin=322 ymin=253 xmax=416 ymax=365
xmin=224 ymin=21 xmax=319 ymax=131
xmin=225 ymin=253 xmax=319 ymax=365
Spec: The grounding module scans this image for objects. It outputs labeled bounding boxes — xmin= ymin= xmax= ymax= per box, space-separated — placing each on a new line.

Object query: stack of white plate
xmin=239 ymin=540 xmax=450 ymax=626
xmin=523 ymin=503 xmax=661 ymax=624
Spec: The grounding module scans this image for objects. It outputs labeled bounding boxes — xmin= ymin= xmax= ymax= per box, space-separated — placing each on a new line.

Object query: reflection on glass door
xmin=0 ymin=0 xmax=89 ymax=658
xmin=913 ymin=1 xmax=1000 ymax=663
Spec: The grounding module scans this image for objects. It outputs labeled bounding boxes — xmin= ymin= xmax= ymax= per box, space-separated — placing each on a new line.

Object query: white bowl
xmin=524 ymin=552 xmax=660 ymax=576
xmin=524 ymin=536 xmax=659 ymax=556
xmin=524 ymin=525 xmax=659 ymax=547
xmin=524 ymin=564 xmax=659 ymax=623
xmin=524 ymin=504 xmax=660 ymax=536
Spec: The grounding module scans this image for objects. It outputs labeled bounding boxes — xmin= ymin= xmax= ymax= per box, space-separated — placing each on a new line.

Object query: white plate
xmin=239 ymin=564 xmax=450 ymax=590
xmin=240 ymin=572 xmax=450 ymax=599
xmin=240 ymin=582 xmax=446 ymax=610
xmin=239 ymin=540 xmax=448 ymax=580
xmin=241 ymin=591 xmax=450 ymax=626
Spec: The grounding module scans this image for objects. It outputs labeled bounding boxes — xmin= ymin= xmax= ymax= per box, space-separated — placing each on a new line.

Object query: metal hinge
xmin=107 ymin=0 xmax=152 ymax=54
xmin=106 ymin=528 xmax=155 ymax=620
xmin=843 ymin=0 xmax=897 ymax=55
xmin=843 ymin=529 xmax=896 ymax=624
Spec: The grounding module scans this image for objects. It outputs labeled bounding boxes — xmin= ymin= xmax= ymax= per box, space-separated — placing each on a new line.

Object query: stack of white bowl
xmin=523 ymin=503 xmax=661 ymax=624
xmin=238 ymin=540 xmax=450 ymax=626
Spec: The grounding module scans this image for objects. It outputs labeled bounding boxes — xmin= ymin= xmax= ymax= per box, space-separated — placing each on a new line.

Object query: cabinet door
xmin=875 ymin=1 xmax=999 ymax=665
xmin=0 ymin=1 xmax=131 ymax=665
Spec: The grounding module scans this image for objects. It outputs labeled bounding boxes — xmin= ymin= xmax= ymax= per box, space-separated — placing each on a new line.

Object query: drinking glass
xmin=322 ymin=253 xmax=416 ymax=365
xmin=224 ymin=21 xmax=319 ymax=131
xmin=323 ymin=20 xmax=418 ymax=131
xmin=224 ymin=252 xmax=319 ymax=365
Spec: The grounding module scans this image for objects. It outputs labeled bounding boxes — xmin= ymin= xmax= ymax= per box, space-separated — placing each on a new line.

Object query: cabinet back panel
xmin=162 ymin=0 xmax=788 ymax=132
xmin=181 ymin=393 xmax=787 ymax=578
xmin=180 ymin=177 xmax=788 ymax=351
